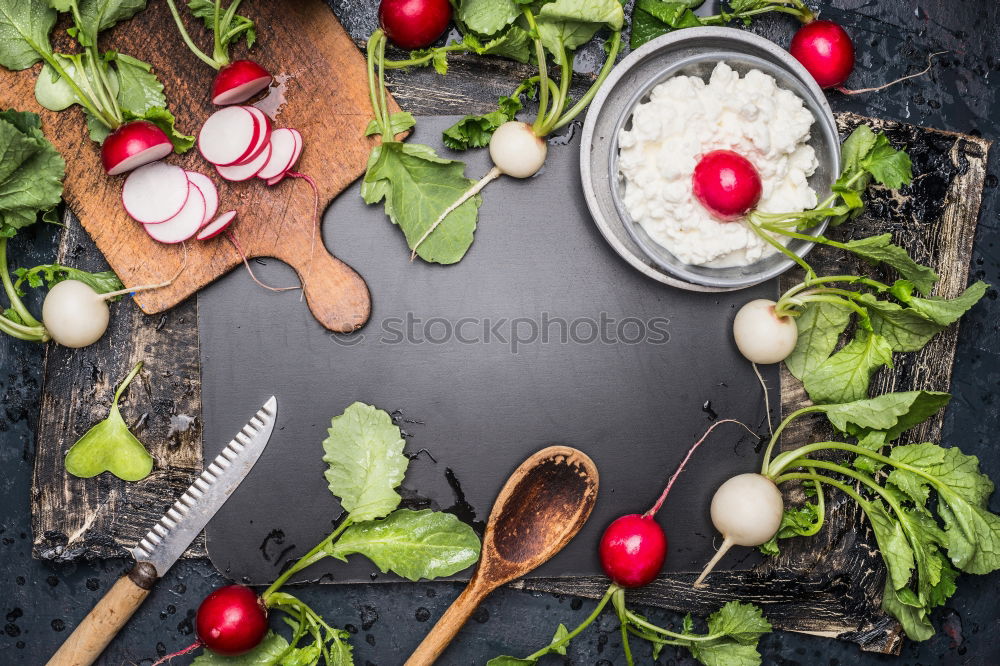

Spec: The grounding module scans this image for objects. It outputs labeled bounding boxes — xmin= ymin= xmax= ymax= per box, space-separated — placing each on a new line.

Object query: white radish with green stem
xmin=404 ymin=4 xmax=625 ymax=259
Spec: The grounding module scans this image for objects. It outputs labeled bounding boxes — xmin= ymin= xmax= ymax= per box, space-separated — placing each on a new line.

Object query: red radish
xmin=102 ymin=120 xmax=173 ymax=176
xmin=692 ymin=150 xmax=762 ymax=221
xmin=256 ymin=128 xmax=298 ymax=180
xmin=239 ymin=106 xmax=272 ymax=164
xmin=217 ymin=144 xmax=271 ymax=182
xmin=265 ymin=173 xmax=284 ymax=186
xmin=378 ymin=0 xmax=452 ymax=50
xmin=197 ymin=210 xmax=237 ymax=240
xmin=198 ymin=107 xmax=262 ymax=166
xmin=195 ymin=585 xmax=269 ymax=656
xmin=144 ymin=181 xmax=206 ymax=244
xmin=212 ymin=60 xmax=272 ymax=105
xmin=186 ymin=171 xmax=219 ymax=224
xmin=599 ymin=514 xmax=667 ymax=588
xmin=122 ymin=162 xmax=190 ymax=224
xmin=790 ymin=20 xmax=855 ymax=89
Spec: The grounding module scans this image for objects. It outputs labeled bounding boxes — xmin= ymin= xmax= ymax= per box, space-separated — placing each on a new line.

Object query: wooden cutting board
xmin=0 ymin=0 xmax=393 ymax=332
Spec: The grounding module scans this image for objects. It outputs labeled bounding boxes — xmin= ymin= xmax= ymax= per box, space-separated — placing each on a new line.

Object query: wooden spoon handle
xmin=405 ymin=581 xmax=493 ymax=666
xmin=47 ymin=563 xmax=157 ymax=666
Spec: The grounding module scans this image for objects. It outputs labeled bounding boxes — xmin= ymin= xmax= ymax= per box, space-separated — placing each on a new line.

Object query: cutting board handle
xmin=294 ymin=249 xmax=371 ymax=333
xmin=47 ymin=562 xmax=157 ymax=666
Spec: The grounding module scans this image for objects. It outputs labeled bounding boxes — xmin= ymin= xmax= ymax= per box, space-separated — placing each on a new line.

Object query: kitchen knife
xmin=47 ymin=396 xmax=278 ymax=666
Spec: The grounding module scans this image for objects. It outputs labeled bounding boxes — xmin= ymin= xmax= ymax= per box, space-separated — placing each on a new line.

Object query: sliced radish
xmin=216 ymin=143 xmax=271 ymax=182
xmin=265 ymin=173 xmax=284 ymax=186
xmin=122 ymin=162 xmax=190 ymax=224
xmin=257 ymin=129 xmax=298 ymax=180
xmin=285 ymin=129 xmax=303 ymax=172
xmin=196 ymin=210 xmax=237 ymax=240
xmin=212 ymin=60 xmax=273 ymax=105
xmin=102 ymin=120 xmax=173 ymax=176
xmin=144 ymin=183 xmax=206 ymax=244
xmin=186 ymin=171 xmax=219 ymax=224
xmin=198 ymin=106 xmax=261 ymax=166
xmin=238 ymin=106 xmax=272 ymax=163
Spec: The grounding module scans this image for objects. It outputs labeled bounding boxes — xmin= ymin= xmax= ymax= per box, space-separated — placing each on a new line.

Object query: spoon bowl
xmin=405 ymin=446 xmax=599 ymax=665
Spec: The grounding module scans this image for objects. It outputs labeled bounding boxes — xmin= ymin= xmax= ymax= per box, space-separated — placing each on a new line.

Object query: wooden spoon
xmin=405 ymin=446 xmax=599 ymax=666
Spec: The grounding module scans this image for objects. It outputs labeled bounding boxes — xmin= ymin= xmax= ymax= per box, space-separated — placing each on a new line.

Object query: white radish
xmin=216 ymin=144 xmax=271 ymax=182
xmin=144 ymin=182 xmax=206 ymax=244
xmin=693 ymin=473 xmax=784 ymax=587
xmin=198 ymin=106 xmax=261 ymax=166
xmin=185 ymin=171 xmax=219 ymax=224
xmin=196 ymin=210 xmax=237 ymax=240
xmin=732 ymin=299 xmax=799 ymax=364
xmin=412 ymin=121 xmax=547 ymax=257
xmin=122 ymin=162 xmax=190 ymax=224
xmin=256 ymin=128 xmax=298 ymax=180
xmin=42 ymin=280 xmax=110 ymax=348
xmin=285 ymin=128 xmax=303 ymax=171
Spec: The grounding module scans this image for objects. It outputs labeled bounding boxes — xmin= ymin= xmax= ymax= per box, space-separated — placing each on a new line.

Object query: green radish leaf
xmin=859 ymin=133 xmax=913 ymax=189
xmin=865 ymin=501 xmax=915 ymax=591
xmin=322 ymin=402 xmax=408 ymax=522
xmin=188 ymin=0 xmax=257 ymax=49
xmin=549 ymin=624 xmax=570 ymax=655
xmin=0 ymin=111 xmax=65 ymax=237
xmin=74 ymin=0 xmax=147 ymax=47
xmin=362 ymin=141 xmax=480 ymax=265
xmin=820 ymin=390 xmax=951 ymax=442
xmin=841 ymin=234 xmax=939 ymax=296
xmin=15 ymin=263 xmax=123 ymax=298
xmin=785 ymin=300 xmax=852 ymax=380
xmin=889 ymin=443 xmax=994 ymax=508
xmin=906 ymin=281 xmax=989 ymax=326
xmin=114 ymin=53 xmax=167 ymax=115
xmin=881 ymin=578 xmax=935 ymax=642
xmin=0 ymin=0 xmax=57 ymax=70
xmin=630 ymin=2 xmax=703 ymax=49
xmin=758 ymin=500 xmax=822 ymax=555
xmin=862 ymin=296 xmax=946 ymax=352
xmin=125 ymin=106 xmax=194 ymax=153
xmin=704 ymin=600 xmax=772 ymax=644
xmin=802 ymin=330 xmax=893 ymax=404
xmin=365 ymin=112 xmax=415 ymax=137
xmin=327 ymin=508 xmax=481 ymax=581
xmin=462 ymin=25 xmax=533 ymax=63
xmin=64 ymin=362 xmax=154 ymax=481
xmin=458 ymin=0 xmax=520 ymax=36
xmin=838 ymin=124 xmax=878 ymax=175
xmin=535 ymin=0 xmax=625 ymax=56
xmin=191 ymin=631 xmax=293 ymax=664
xmin=486 ymin=657 xmax=536 ymax=666
xmin=442 ymin=92 xmax=524 ymax=151
xmin=34 ymin=54 xmax=115 ymax=111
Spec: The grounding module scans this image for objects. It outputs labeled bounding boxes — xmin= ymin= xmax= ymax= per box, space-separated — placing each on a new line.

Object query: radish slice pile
xmin=122 ymin=162 xmax=229 ymax=244
xmin=198 ymin=107 xmax=303 ymax=183
xmin=197 ymin=210 xmax=238 ymax=240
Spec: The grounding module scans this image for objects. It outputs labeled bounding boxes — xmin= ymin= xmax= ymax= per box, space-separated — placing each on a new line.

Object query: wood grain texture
xmin=0 ymin=0 xmax=396 ymax=333
xmin=28 ymin=32 xmax=990 ymax=653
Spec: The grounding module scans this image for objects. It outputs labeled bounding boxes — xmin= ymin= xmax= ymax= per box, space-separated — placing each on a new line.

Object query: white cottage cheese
xmin=618 ymin=62 xmax=819 ymax=267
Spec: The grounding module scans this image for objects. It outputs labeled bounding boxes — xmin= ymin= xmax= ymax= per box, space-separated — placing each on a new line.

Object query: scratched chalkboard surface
xmin=198 ymin=117 xmax=777 ymax=585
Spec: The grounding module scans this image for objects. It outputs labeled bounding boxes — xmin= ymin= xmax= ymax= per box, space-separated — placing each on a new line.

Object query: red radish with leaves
xmin=378 ymin=0 xmax=452 ymax=49
xmin=196 ymin=585 xmax=269 ymax=656
xmin=692 ymin=150 xmax=762 ymax=221
xmin=101 ymin=121 xmax=173 ymax=175
xmin=165 ymin=0 xmax=272 ymax=105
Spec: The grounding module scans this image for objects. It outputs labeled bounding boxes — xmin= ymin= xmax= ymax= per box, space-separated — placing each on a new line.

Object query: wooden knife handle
xmin=405 ymin=580 xmax=493 ymax=666
xmin=47 ymin=562 xmax=158 ymax=666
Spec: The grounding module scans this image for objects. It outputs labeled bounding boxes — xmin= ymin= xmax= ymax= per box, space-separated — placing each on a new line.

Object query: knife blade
xmin=47 ymin=396 xmax=278 ymax=666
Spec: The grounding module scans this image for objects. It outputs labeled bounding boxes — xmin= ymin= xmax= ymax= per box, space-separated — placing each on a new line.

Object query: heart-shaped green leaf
xmin=64 ymin=362 xmax=153 ymax=481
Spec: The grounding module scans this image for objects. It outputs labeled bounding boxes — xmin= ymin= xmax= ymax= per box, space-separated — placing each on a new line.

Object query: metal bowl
xmin=580 ymin=27 xmax=841 ymax=292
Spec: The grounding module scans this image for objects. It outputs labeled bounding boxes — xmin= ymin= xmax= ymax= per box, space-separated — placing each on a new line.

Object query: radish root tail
xmin=693 ymin=537 xmax=734 ymax=588
xmin=410 ymin=166 xmax=502 ymax=261
xmin=837 ymin=51 xmax=945 ymax=95
xmin=100 ymin=242 xmax=190 ymax=301
xmin=150 ymin=640 xmax=202 ymax=665
xmin=226 ymin=230 xmax=301 ymax=293
xmin=752 ymin=362 xmax=774 ymax=436
xmin=644 ymin=419 xmax=758 ymax=518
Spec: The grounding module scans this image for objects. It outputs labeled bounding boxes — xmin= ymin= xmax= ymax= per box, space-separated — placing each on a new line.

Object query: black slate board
xmin=199 ymin=116 xmax=777 ymax=585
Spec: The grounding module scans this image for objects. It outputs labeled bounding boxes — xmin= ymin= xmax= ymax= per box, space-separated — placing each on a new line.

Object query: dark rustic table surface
xmin=2 ymin=1 xmax=998 ymax=664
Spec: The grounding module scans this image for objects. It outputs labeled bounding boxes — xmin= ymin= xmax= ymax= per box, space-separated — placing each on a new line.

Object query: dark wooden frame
xmin=31 ymin=56 xmax=991 ymax=654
